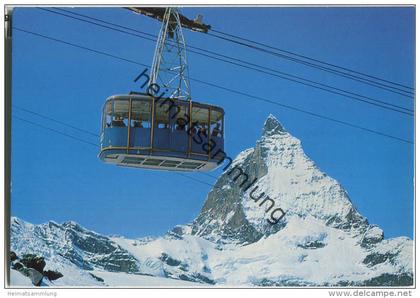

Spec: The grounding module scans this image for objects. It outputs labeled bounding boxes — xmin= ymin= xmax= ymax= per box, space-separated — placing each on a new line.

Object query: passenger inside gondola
xmin=176 ymin=118 xmax=186 ymax=131
xmin=133 ymin=120 xmax=143 ymax=128
xmin=157 ymin=121 xmax=169 ymax=129
xmin=112 ymin=116 xmax=126 ymax=127
xmin=199 ymin=124 xmax=207 ymax=136
xmin=189 ymin=122 xmax=198 ymax=134
xmin=212 ymin=123 xmax=221 ymax=137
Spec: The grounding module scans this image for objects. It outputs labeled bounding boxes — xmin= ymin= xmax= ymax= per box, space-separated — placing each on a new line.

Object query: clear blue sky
xmin=11 ymin=7 xmax=414 ymax=239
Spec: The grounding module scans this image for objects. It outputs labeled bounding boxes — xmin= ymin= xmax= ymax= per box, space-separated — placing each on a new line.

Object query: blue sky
xmin=11 ymin=7 xmax=414 ymax=239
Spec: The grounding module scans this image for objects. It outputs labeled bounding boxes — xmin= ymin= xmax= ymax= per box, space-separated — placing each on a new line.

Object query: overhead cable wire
xmin=13 ymin=104 xmax=99 ymax=137
xmin=189 ymin=77 xmax=414 ymax=144
xmin=56 ymin=7 xmax=414 ymax=95
xmin=13 ymin=27 xmax=414 ymax=144
xmin=37 ymin=8 xmax=414 ymax=116
xmin=208 ymin=28 xmax=415 ymax=94
xmin=13 ymin=114 xmax=99 ymax=147
xmin=54 ymin=7 xmax=414 ymax=98
xmin=176 ymin=173 xmax=215 ymax=187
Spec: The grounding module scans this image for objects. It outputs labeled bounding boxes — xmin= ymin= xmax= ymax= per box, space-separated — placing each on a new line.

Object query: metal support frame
xmin=150 ymin=8 xmax=191 ymax=101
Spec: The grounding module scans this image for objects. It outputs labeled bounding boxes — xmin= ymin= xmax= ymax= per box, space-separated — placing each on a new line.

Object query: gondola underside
xmin=100 ymin=151 xmax=219 ymax=172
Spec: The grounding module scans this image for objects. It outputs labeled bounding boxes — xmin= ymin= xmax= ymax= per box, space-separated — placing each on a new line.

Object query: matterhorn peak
xmin=192 ymin=114 xmax=371 ymax=244
xmin=263 ymin=114 xmax=286 ymax=136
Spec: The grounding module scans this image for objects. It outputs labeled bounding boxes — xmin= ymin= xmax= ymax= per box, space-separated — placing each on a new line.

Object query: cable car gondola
xmin=98 ymin=8 xmax=224 ymax=171
xmin=99 ymin=93 xmax=224 ymax=171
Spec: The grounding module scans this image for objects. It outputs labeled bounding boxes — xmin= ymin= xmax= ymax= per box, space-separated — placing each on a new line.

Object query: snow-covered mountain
xmin=10 ymin=115 xmax=413 ymax=287
xmin=192 ymin=115 xmax=369 ymax=244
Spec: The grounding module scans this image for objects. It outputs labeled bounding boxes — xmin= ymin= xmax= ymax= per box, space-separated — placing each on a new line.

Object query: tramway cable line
xmin=13 ymin=27 xmax=413 ymax=144
xmin=207 ymin=28 xmax=414 ymax=95
xmin=46 ymin=7 xmax=415 ymax=98
xmin=37 ymin=7 xmax=413 ymax=116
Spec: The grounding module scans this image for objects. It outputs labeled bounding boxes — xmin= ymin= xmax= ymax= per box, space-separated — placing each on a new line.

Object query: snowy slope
xmin=112 ymin=215 xmax=412 ymax=286
xmin=10 ymin=270 xmax=34 ymax=287
xmin=90 ymin=270 xmax=199 ymax=287
xmin=10 ymin=115 xmax=413 ymax=287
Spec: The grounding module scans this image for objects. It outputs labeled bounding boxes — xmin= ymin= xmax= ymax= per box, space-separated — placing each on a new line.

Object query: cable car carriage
xmin=99 ymin=94 xmax=224 ymax=171
xmin=99 ymin=8 xmax=223 ymax=171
